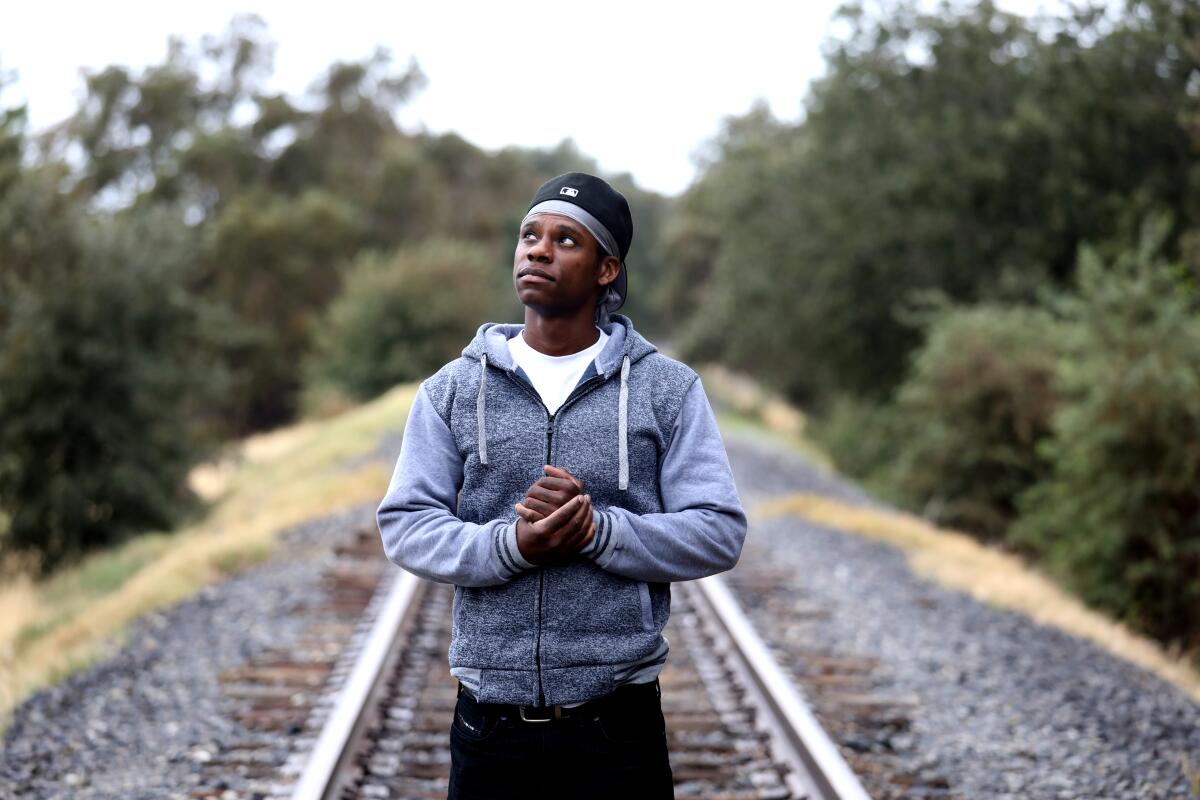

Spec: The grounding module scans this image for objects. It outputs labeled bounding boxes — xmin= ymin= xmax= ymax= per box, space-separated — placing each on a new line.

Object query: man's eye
xmin=560 ymin=236 xmax=576 ymax=246
xmin=522 ymin=231 xmax=537 ymax=241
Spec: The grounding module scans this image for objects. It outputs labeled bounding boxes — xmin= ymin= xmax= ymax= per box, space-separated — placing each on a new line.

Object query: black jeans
xmin=448 ymin=681 xmax=675 ymax=800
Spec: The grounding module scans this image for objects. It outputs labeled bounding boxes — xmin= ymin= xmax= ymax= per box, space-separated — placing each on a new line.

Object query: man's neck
xmin=521 ymin=308 xmax=602 ymax=357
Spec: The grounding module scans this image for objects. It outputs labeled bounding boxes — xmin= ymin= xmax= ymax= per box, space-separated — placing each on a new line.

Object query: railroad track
xmin=189 ymin=527 xmax=391 ymax=799
xmin=288 ymin=571 xmax=873 ymax=800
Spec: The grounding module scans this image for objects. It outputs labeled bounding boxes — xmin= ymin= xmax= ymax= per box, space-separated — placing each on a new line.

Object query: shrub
xmin=0 ymin=190 xmax=226 ymax=572
xmin=205 ymin=188 xmax=367 ymax=431
xmin=1014 ymin=223 xmax=1200 ymax=650
xmin=811 ymin=393 xmax=909 ymax=505
xmin=887 ymin=302 xmax=1063 ymax=540
xmin=305 ymin=239 xmax=510 ymax=402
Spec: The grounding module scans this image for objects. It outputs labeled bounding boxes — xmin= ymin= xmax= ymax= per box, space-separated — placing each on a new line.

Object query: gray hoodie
xmin=377 ymin=314 xmax=746 ymax=706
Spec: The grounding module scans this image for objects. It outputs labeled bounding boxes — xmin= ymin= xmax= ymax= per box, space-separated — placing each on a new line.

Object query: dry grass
xmin=0 ymin=571 xmax=38 ymax=656
xmin=696 ymin=363 xmax=832 ymax=469
xmin=756 ymin=493 xmax=1200 ymax=702
xmin=1183 ymin=753 xmax=1200 ymax=797
xmin=0 ymin=385 xmax=416 ymax=725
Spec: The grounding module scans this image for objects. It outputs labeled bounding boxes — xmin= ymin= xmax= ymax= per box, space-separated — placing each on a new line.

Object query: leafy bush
xmin=811 ymin=393 xmax=909 ymax=505
xmin=886 ymin=302 xmax=1063 ymax=539
xmin=305 ymin=239 xmax=510 ymax=402
xmin=1014 ymin=222 xmax=1200 ymax=650
xmin=669 ymin=0 xmax=1199 ymax=407
xmin=205 ymin=188 xmax=367 ymax=430
xmin=0 ymin=188 xmax=226 ymax=572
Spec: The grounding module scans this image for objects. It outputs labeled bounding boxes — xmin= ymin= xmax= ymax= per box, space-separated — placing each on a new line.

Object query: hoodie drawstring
xmin=618 ymin=355 xmax=630 ymax=491
xmin=477 ymin=354 xmax=488 ymax=465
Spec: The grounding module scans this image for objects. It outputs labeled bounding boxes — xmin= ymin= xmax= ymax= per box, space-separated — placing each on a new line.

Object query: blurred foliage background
xmin=1 ymin=0 xmax=1197 ymax=657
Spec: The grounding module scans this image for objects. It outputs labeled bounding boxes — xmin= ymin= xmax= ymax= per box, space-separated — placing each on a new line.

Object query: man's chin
xmin=520 ymin=299 xmax=589 ymax=319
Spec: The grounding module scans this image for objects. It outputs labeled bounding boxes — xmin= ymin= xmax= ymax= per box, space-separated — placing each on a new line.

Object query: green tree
xmin=0 ymin=183 xmax=227 ymax=571
xmin=27 ymin=18 xmax=672 ymax=435
xmin=305 ymin=239 xmax=509 ymax=402
xmin=888 ymin=300 xmax=1064 ymax=539
xmin=44 ymin=15 xmax=278 ymax=215
xmin=667 ymin=107 xmax=818 ymax=398
xmin=273 ymin=50 xmax=424 ymax=196
xmin=672 ymin=0 xmax=1200 ymax=406
xmin=0 ymin=61 xmax=24 ymax=202
xmin=1014 ymin=217 xmax=1200 ymax=649
xmin=204 ymin=187 xmax=366 ymax=429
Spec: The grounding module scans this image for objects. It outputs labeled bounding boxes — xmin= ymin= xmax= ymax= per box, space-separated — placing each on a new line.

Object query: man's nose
xmin=527 ymin=233 xmax=552 ymax=261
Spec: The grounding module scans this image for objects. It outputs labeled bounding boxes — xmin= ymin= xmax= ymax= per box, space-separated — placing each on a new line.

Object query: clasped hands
xmin=514 ymin=465 xmax=595 ymax=565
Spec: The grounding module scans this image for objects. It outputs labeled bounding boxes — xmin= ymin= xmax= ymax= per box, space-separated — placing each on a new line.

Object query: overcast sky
xmin=2 ymin=0 xmax=1064 ymax=196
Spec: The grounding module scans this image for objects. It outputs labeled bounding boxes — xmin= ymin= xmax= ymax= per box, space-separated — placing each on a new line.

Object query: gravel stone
xmin=0 ymin=504 xmax=378 ymax=799
xmin=3 ymin=429 xmax=1197 ymax=799
xmin=722 ymin=432 xmax=1200 ymax=800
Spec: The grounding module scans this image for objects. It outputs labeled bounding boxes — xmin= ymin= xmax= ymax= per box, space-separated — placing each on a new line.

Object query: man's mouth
xmin=518 ymin=267 xmax=554 ymax=282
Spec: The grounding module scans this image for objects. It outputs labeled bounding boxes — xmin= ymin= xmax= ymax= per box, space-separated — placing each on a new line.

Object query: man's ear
xmin=597 ymin=255 xmax=621 ymax=288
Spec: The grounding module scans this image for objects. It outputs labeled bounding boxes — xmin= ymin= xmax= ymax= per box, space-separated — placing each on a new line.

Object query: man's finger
xmin=549 ymin=494 xmax=592 ymax=542
xmin=533 ymin=476 xmax=577 ymax=494
xmin=576 ymin=522 xmax=596 ymax=551
xmin=532 ymin=482 xmax=578 ymax=501
xmin=560 ymin=517 xmax=595 ymax=554
xmin=544 ymin=465 xmax=583 ymax=490
xmin=526 ymin=483 xmax=571 ymax=504
xmin=522 ymin=496 xmax=557 ymax=517
xmin=559 ymin=500 xmax=595 ymax=552
xmin=514 ymin=503 xmax=545 ymax=523
xmin=534 ymin=494 xmax=587 ymax=532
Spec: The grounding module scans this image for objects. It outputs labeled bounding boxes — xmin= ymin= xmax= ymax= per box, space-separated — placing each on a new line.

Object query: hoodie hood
xmin=460 ymin=314 xmax=656 ymax=490
xmin=461 ymin=314 xmax=657 ymax=377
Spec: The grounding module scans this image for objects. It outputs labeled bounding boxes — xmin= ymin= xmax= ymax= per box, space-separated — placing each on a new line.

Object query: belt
xmin=459 ymin=679 xmax=660 ymax=724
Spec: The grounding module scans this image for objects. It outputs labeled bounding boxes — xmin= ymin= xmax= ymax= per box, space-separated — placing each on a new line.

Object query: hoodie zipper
xmin=538 ymin=414 xmax=552 ymax=706
xmin=500 ymin=367 xmax=609 ymax=707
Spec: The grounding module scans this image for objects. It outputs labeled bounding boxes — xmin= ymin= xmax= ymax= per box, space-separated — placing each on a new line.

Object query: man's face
xmin=513 ymin=213 xmax=616 ymax=316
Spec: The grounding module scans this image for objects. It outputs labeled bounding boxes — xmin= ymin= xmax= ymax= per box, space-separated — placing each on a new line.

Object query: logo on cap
xmin=559 ymin=187 xmax=579 ymax=197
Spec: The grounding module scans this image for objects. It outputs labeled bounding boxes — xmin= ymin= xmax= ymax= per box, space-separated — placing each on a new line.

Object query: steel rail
xmin=688 ymin=575 xmax=874 ymax=800
xmin=292 ymin=569 xmax=872 ymax=800
xmin=290 ymin=570 xmax=426 ymax=800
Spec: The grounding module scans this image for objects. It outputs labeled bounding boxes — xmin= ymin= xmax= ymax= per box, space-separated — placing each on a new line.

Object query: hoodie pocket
xmin=638 ymin=581 xmax=653 ymax=631
xmin=449 ymin=578 xmax=539 ymax=672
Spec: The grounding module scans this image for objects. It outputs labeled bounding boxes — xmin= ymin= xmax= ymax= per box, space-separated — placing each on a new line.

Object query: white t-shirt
xmin=507 ymin=328 xmax=609 ymax=415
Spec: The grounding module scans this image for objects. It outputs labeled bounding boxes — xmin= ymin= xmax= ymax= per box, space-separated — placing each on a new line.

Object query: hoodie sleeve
xmin=579 ymin=377 xmax=747 ymax=582
xmin=377 ymin=382 xmax=535 ymax=587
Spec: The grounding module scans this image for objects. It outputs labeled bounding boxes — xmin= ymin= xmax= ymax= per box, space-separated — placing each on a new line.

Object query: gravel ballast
xmin=0 ymin=504 xmax=378 ymax=800
xmin=723 ymin=434 xmax=1200 ymax=800
xmin=2 ymin=430 xmax=1197 ymax=799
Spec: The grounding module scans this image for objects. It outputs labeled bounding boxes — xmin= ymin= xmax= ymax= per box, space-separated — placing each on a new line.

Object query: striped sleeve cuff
xmin=494 ymin=521 xmax=535 ymax=579
xmin=581 ymin=509 xmax=617 ymax=566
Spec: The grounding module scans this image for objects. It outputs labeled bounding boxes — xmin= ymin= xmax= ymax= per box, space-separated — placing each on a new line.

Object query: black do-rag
xmin=525 ymin=172 xmax=633 ymax=315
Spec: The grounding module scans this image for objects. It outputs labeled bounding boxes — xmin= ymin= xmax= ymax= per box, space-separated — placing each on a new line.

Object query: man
xmin=377 ymin=172 xmax=747 ymax=799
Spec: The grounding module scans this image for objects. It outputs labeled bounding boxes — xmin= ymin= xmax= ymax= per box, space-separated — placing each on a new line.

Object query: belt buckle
xmin=519 ymin=705 xmax=562 ymax=723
